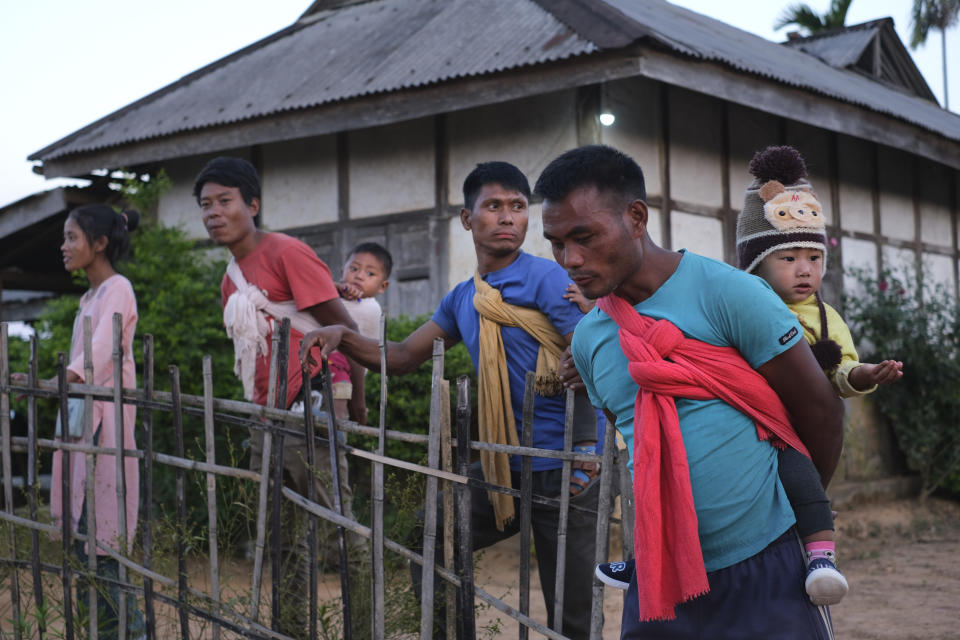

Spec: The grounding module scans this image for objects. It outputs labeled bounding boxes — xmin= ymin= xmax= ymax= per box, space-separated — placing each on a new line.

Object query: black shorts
xmin=620 ymin=528 xmax=834 ymax=639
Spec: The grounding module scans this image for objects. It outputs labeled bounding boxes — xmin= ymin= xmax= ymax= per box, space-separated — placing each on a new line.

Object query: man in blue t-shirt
xmin=538 ymin=145 xmax=843 ymax=639
xmin=300 ymin=161 xmax=603 ymax=639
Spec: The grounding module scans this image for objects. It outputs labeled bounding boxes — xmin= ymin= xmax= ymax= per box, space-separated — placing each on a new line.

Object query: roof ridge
xmin=783 ymin=17 xmax=892 ymax=45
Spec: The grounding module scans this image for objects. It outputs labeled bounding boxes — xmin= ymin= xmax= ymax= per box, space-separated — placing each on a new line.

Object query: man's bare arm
xmin=305 ymin=297 xmax=358 ymax=332
xmin=757 ymin=340 xmax=844 ymax=487
xmin=300 ymin=320 xmax=458 ymax=376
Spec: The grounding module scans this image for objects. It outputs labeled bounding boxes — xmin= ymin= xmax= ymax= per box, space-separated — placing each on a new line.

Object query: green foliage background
xmin=844 ymin=267 xmax=960 ymax=499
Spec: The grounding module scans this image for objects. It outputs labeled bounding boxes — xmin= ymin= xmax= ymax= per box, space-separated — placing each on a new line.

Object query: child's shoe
xmin=805 ymin=553 xmax=848 ymax=605
xmin=594 ymin=559 xmax=634 ymax=590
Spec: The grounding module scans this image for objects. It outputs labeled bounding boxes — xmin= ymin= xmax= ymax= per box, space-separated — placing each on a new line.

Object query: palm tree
xmin=774 ymin=0 xmax=854 ymax=35
xmin=910 ymin=0 xmax=960 ymax=110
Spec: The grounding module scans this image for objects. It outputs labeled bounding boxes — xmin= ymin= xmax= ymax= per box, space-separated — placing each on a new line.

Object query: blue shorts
xmin=621 ymin=528 xmax=834 ymax=639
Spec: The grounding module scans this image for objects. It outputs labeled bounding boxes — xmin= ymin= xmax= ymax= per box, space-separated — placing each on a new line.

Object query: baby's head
xmin=342 ymin=242 xmax=392 ymax=298
xmin=736 ymin=145 xmax=828 ymax=302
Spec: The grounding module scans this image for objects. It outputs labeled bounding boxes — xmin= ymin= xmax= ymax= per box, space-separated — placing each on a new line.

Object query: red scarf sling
xmin=596 ymin=293 xmax=810 ymax=622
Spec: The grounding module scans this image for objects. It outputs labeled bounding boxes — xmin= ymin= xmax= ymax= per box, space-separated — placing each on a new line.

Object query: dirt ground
xmin=3 ymin=495 xmax=958 ymax=638
xmin=472 ymin=495 xmax=960 ymax=639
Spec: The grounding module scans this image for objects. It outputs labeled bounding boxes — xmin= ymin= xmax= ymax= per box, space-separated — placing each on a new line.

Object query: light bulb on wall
xmin=599 ymin=111 xmax=615 ymax=127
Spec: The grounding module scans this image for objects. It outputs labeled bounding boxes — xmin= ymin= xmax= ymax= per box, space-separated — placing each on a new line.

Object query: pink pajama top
xmin=51 ymin=274 xmax=139 ymax=555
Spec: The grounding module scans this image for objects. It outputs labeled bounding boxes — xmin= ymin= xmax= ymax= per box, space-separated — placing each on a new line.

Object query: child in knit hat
xmin=737 ymin=145 xmax=902 ymax=604
xmin=596 ymin=145 xmax=903 ymax=606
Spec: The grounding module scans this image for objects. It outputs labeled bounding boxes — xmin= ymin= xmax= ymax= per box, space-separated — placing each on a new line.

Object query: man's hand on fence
xmin=299 ymin=326 xmax=346 ymax=370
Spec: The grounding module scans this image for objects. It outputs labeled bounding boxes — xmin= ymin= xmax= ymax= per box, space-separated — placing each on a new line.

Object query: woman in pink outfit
xmin=53 ymin=203 xmax=144 ymax=638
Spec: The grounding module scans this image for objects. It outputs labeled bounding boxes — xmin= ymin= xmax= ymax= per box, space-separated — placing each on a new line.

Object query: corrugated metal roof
xmin=599 ymin=0 xmax=959 ymax=141
xmin=31 ymin=0 xmax=960 ymax=164
xmin=32 ymin=0 xmax=594 ymax=161
xmin=784 ymin=25 xmax=879 ymax=68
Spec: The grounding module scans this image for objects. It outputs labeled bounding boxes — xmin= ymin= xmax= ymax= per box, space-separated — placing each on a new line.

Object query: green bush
xmin=844 ymin=267 xmax=960 ymax=499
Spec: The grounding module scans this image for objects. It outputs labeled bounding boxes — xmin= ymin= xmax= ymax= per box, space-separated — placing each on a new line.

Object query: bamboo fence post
xmin=249 ymin=329 xmax=280 ymax=621
xmin=270 ymin=319 xmax=290 ymax=631
xmin=589 ymin=416 xmax=618 ymax=638
xmin=439 ymin=376 xmax=455 ymax=640
xmin=299 ymin=368 xmax=318 ymax=640
xmin=371 ymin=314 xmax=386 ymax=640
xmin=617 ymin=447 xmax=635 ymax=562
xmin=418 ymin=338 xmax=444 ymax=640
xmin=141 ymin=335 xmax=156 ymax=639
xmin=111 ymin=313 xmax=128 ymax=639
xmin=56 ymin=353 xmax=75 ymax=640
xmin=26 ymin=335 xmax=45 ymax=638
xmin=202 ymin=356 xmax=221 ymax=640
xmin=518 ymin=372 xmax=534 ymax=640
xmin=83 ymin=318 xmax=98 ymax=640
xmin=170 ymin=365 xmax=190 ymax=640
xmin=455 ymin=376 xmax=475 ymax=640
xmin=0 ymin=323 xmax=22 ymax=640
xmin=319 ymin=357 xmax=351 ymax=639
xmin=552 ymin=389 xmax=575 ymax=632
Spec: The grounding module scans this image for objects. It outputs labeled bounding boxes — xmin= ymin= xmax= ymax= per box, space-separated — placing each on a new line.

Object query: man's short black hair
xmin=534 ymin=145 xmax=646 ymax=207
xmin=462 ymin=161 xmax=531 ymax=211
xmin=348 ymin=242 xmax=393 ymax=279
xmin=193 ymin=156 xmax=263 ymax=226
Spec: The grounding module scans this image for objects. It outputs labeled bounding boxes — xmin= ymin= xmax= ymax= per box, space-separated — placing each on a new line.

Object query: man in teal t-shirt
xmin=538 ymin=145 xmax=843 ymax=639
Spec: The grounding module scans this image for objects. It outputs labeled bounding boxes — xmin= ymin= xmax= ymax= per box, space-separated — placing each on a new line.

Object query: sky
xmin=1 ymin=0 xmax=958 ymax=210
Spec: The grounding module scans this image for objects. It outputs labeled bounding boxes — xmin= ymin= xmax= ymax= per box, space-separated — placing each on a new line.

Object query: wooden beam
xmin=636 ymin=49 xmax=960 ymax=170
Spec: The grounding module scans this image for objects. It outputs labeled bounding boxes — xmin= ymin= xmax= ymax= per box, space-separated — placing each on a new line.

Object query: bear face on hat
xmin=736 ymin=146 xmax=827 ymax=274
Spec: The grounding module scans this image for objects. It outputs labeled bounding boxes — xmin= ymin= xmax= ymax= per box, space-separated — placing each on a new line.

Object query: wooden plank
xmin=141 ymin=335 xmax=156 ymax=639
xmin=56 ymin=353 xmax=74 ymax=640
xmin=300 ymin=368 xmax=319 ymax=640
xmin=250 ymin=329 xmax=281 ymax=621
xmin=25 ymin=336 xmax=45 ymax=637
xmin=319 ymin=357 xmax=352 ymax=640
xmin=518 ymin=372 xmax=534 ymax=640
xmin=111 ymin=314 xmax=128 ymax=639
xmin=439 ymin=378 xmax=455 ymax=640
xmin=371 ymin=315 xmax=386 ymax=639
xmin=589 ymin=416 xmax=618 ymax=638
xmin=552 ymin=389 xmax=574 ymax=632
xmin=0 ymin=323 xmax=22 ymax=640
xmin=202 ymin=356 xmax=221 ymax=640
xmin=419 ymin=338 xmax=444 ymax=640
xmin=659 ymin=83 xmax=672 ymax=250
xmin=455 ymin=376 xmax=476 ymax=640
xmin=170 ymin=365 xmax=191 ymax=640
xmin=83 ymin=318 xmax=98 ymax=640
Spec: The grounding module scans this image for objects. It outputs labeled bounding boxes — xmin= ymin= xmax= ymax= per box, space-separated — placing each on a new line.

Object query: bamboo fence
xmin=0 ymin=317 xmax=632 ymax=639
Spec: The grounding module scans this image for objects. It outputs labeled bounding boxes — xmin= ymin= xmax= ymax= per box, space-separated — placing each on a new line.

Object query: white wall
xmin=877 ymin=146 xmax=915 ymax=241
xmin=671 ymin=211 xmax=724 ymax=261
xmin=602 ymin=77 xmax=662 ymax=197
xmin=261 ymin=135 xmax=337 ymax=229
xmin=446 ymin=90 xmax=577 ymax=205
xmin=837 ymin=136 xmax=874 ymax=234
xmin=349 ymin=117 xmax=434 ymax=217
xmin=669 ymin=87 xmax=723 ymax=208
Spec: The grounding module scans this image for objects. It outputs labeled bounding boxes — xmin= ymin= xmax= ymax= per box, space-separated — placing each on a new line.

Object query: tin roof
xmin=30 ymin=0 xmax=594 ymax=162
xmin=29 ymin=0 xmax=960 ymax=166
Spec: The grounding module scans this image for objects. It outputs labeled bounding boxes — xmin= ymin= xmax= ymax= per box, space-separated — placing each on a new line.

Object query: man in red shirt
xmin=195 ymin=156 xmax=361 ymax=638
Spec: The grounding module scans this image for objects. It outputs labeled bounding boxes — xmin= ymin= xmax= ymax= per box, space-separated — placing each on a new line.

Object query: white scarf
xmin=223 ymin=258 xmax=323 ymax=400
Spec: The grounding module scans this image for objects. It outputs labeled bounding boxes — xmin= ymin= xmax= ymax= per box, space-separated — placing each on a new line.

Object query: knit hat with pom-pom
xmin=736 ymin=145 xmax=827 ymax=274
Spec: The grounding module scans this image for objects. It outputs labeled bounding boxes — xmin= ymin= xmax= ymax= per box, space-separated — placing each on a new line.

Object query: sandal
xmin=570 ymin=445 xmax=600 ymax=496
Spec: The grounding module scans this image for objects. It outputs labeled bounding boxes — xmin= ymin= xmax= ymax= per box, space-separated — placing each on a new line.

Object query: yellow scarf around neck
xmin=473 ymin=271 xmax=567 ymax=529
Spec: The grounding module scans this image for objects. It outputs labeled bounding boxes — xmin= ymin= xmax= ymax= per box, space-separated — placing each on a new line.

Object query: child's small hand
xmin=856 ymin=360 xmax=904 ymax=387
xmin=563 ymin=283 xmax=595 ymax=314
xmin=336 ymin=281 xmax=363 ymax=301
